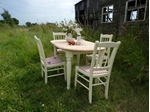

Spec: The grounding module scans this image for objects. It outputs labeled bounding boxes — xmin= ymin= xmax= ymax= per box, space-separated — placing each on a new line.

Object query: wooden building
xmin=74 ymin=0 xmax=149 ymax=35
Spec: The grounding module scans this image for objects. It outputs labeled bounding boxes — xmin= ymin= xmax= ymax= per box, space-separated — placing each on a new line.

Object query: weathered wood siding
xmin=75 ymin=0 xmax=149 ymax=36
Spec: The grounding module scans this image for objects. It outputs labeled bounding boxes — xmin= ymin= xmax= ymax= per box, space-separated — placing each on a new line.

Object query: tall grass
xmin=115 ymin=23 xmax=149 ymax=86
xmin=0 ymin=23 xmax=148 ymax=112
xmin=81 ymin=23 xmax=149 ymax=86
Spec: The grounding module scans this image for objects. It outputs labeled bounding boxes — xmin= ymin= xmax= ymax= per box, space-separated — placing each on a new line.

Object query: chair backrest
xmin=90 ymin=41 xmax=121 ymax=75
xmin=100 ymin=34 xmax=113 ymax=42
xmin=100 ymin=34 xmax=113 ymax=59
xmin=34 ymin=35 xmax=46 ymax=66
xmin=53 ymin=32 xmax=67 ymax=40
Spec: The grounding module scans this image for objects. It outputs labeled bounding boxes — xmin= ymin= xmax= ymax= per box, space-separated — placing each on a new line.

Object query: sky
xmin=0 ymin=0 xmax=80 ymax=25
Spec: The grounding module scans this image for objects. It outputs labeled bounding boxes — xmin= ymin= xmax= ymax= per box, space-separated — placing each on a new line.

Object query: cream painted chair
xmin=53 ymin=32 xmax=67 ymax=55
xmin=86 ymin=34 xmax=113 ymax=65
xmin=34 ymin=35 xmax=66 ymax=84
xmin=75 ymin=41 xmax=121 ymax=103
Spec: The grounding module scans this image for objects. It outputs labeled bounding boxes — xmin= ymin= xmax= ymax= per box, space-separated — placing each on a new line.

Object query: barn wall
xmin=74 ymin=0 xmax=149 ymax=36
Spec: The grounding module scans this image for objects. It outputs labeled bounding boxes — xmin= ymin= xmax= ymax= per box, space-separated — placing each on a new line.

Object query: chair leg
xmin=45 ymin=69 xmax=48 ymax=84
xmin=89 ymin=78 xmax=93 ymax=104
xmin=74 ymin=68 xmax=77 ymax=88
xmin=105 ymin=85 xmax=108 ymax=99
xmin=41 ymin=65 xmax=43 ymax=77
xmin=64 ymin=65 xmax=66 ymax=81
xmin=105 ymin=78 xmax=110 ymax=99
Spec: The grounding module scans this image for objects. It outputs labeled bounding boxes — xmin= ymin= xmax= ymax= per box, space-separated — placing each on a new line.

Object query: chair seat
xmin=57 ymin=48 xmax=64 ymax=53
xmin=79 ymin=66 xmax=108 ymax=75
xmin=46 ymin=56 xmax=63 ymax=65
xmin=86 ymin=54 xmax=98 ymax=58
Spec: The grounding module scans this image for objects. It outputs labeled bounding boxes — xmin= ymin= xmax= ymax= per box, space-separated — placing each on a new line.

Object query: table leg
xmin=65 ymin=51 xmax=73 ymax=90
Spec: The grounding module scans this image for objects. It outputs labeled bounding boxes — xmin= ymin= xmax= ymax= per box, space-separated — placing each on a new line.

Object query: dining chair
xmin=34 ymin=35 xmax=66 ymax=84
xmin=86 ymin=34 xmax=113 ymax=65
xmin=74 ymin=41 xmax=121 ymax=103
xmin=52 ymin=32 xmax=67 ymax=55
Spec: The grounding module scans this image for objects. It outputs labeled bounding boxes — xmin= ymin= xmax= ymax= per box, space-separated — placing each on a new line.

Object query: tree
xmin=1 ymin=9 xmax=14 ymax=26
xmin=26 ymin=22 xmax=32 ymax=27
xmin=12 ymin=18 xmax=19 ymax=25
xmin=0 ymin=20 xmax=4 ymax=23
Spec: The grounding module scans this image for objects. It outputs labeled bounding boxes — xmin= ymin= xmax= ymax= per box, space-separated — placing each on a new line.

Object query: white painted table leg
xmin=66 ymin=51 xmax=73 ymax=90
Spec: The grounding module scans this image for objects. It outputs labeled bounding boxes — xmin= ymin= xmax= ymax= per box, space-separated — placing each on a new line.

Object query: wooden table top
xmin=50 ymin=40 xmax=95 ymax=52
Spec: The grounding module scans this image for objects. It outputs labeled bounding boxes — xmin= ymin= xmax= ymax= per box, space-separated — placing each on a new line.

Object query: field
xmin=0 ymin=24 xmax=148 ymax=112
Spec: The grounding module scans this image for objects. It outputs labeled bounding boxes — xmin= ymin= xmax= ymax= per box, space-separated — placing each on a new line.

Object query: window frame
xmin=124 ymin=0 xmax=147 ymax=22
xmin=101 ymin=4 xmax=114 ymax=23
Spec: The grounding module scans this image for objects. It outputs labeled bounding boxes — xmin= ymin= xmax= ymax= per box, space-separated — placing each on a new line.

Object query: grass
xmin=0 ymin=25 xmax=148 ymax=112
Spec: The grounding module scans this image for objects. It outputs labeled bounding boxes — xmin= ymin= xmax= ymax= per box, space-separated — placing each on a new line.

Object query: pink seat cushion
xmin=79 ymin=66 xmax=108 ymax=75
xmin=46 ymin=56 xmax=63 ymax=65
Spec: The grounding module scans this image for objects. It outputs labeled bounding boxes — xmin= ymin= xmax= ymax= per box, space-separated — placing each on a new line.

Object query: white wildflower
xmin=42 ymin=104 xmax=44 ymax=107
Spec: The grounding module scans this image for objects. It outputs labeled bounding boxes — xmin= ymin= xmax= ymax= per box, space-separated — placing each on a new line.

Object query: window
xmin=130 ymin=10 xmax=137 ymax=20
xmin=125 ymin=0 xmax=147 ymax=22
xmin=101 ymin=5 xmax=114 ymax=23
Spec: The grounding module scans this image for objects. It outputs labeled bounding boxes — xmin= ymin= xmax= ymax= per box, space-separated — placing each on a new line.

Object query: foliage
xmin=57 ymin=19 xmax=82 ymax=38
xmin=26 ymin=22 xmax=32 ymax=27
xmin=0 ymin=20 xmax=5 ymax=23
xmin=114 ymin=23 xmax=149 ymax=85
xmin=12 ymin=18 xmax=19 ymax=25
xmin=80 ymin=22 xmax=148 ymax=86
xmin=0 ymin=24 xmax=148 ymax=112
xmin=80 ymin=24 xmax=101 ymax=42
xmin=1 ymin=9 xmax=14 ymax=26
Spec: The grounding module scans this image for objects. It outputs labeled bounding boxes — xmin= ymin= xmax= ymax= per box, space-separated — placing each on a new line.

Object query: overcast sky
xmin=0 ymin=0 xmax=79 ymax=25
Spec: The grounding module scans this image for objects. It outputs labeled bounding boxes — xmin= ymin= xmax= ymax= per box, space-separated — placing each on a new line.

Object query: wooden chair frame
xmin=75 ymin=41 xmax=121 ymax=103
xmin=86 ymin=34 xmax=113 ymax=65
xmin=34 ymin=35 xmax=66 ymax=84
